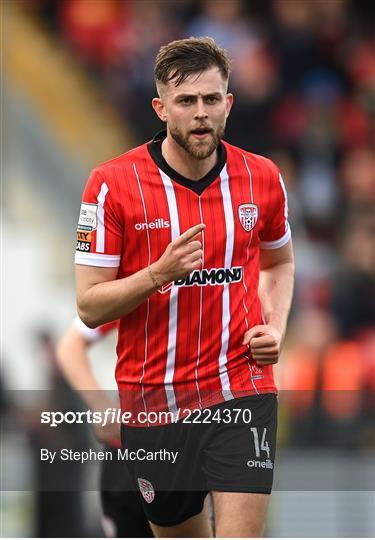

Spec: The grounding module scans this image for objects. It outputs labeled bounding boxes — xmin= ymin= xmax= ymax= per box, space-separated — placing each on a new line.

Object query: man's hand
xmin=243 ymin=325 xmax=283 ymax=366
xmin=151 ymin=223 xmax=205 ymax=285
xmin=93 ymin=417 xmax=121 ymax=445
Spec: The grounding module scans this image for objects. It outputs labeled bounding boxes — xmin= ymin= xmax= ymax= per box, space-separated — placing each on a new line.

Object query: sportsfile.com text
xmin=40 ymin=407 xmax=253 ymax=427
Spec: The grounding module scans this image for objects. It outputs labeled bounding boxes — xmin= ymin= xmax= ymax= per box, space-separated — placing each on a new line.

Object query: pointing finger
xmin=174 ymin=224 xmax=205 ymax=246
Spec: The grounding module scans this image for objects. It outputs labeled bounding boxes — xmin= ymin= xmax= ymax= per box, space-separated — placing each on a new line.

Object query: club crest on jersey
xmin=137 ymin=478 xmax=155 ymax=503
xmin=238 ymin=204 xmax=258 ymax=232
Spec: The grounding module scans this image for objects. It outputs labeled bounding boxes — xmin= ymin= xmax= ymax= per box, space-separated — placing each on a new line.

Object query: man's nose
xmin=194 ymin=98 xmax=208 ymax=119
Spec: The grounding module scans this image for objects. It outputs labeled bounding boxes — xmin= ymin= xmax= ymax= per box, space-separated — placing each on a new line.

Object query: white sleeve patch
xmin=78 ymin=203 xmax=98 ymax=231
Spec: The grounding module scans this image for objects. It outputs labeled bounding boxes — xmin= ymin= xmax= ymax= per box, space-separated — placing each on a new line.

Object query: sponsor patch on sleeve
xmin=76 ymin=240 xmax=91 ymax=252
xmin=77 ymin=231 xmax=92 ymax=242
xmin=76 ymin=230 xmax=92 ymax=252
xmin=78 ymin=203 xmax=97 ymax=231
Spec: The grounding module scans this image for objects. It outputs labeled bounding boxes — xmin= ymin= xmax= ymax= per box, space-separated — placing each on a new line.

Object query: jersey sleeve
xmin=73 ymin=317 xmax=118 ymax=343
xmin=259 ymin=163 xmax=291 ymax=250
xmin=75 ymin=168 xmax=123 ymax=267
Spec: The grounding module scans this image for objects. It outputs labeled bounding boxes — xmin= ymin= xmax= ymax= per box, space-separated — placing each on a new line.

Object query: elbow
xmin=77 ymin=306 xmax=100 ymax=329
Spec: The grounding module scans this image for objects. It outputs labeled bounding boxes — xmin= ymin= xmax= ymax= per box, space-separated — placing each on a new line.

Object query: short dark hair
xmin=155 ymin=37 xmax=231 ymax=88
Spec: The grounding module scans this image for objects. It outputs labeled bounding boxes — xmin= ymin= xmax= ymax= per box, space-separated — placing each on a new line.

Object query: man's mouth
xmin=190 ymin=127 xmax=212 ymax=138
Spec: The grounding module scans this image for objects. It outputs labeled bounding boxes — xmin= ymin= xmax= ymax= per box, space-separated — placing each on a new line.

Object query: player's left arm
xmin=243 ymin=239 xmax=295 ymax=365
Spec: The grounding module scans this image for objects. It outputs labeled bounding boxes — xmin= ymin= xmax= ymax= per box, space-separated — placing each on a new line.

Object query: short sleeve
xmin=259 ymin=165 xmax=291 ymax=250
xmin=75 ymin=169 xmax=123 ymax=267
xmin=73 ymin=317 xmax=118 ymax=343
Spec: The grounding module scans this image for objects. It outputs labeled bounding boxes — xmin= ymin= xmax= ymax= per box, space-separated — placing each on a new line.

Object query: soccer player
xmin=56 ymin=318 xmax=153 ymax=538
xmin=75 ymin=37 xmax=295 ymax=537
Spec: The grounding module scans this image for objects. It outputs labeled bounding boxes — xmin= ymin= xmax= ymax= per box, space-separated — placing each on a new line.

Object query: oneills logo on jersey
xmin=78 ymin=203 xmax=97 ymax=231
xmin=238 ymin=203 xmax=258 ymax=232
xmin=137 ymin=478 xmax=155 ymax=504
xmin=134 ymin=218 xmax=170 ymax=230
xmin=175 ymin=266 xmax=243 ymax=287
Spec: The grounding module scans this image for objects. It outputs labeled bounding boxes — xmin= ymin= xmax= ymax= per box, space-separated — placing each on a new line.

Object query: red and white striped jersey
xmin=75 ymin=132 xmax=291 ymax=424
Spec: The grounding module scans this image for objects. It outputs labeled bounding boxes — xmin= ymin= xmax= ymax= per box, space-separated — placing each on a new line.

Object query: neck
xmin=161 ymin=134 xmax=218 ymax=181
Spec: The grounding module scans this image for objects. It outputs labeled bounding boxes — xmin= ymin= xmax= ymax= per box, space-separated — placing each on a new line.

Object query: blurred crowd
xmin=3 ymin=1 xmax=374 ymax=536
xmin=22 ymin=0 xmax=374 ymax=445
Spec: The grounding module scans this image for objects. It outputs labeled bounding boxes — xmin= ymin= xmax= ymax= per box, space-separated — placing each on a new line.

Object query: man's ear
xmin=152 ymin=98 xmax=167 ymax=122
xmin=225 ymin=93 xmax=234 ymax=118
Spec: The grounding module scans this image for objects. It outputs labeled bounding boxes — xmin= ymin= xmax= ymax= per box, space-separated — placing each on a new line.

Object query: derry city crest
xmin=138 ymin=478 xmax=155 ymax=503
xmin=238 ymin=203 xmax=258 ymax=232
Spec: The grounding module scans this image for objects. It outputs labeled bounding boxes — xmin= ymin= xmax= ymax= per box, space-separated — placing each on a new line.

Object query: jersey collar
xmin=147 ymin=130 xmax=227 ymax=196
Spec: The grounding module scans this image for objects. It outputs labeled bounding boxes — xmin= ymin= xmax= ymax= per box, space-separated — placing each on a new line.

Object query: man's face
xmin=154 ymin=67 xmax=233 ymax=160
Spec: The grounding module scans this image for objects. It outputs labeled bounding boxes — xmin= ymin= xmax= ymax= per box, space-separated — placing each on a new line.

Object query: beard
xmin=169 ymin=122 xmax=225 ymax=160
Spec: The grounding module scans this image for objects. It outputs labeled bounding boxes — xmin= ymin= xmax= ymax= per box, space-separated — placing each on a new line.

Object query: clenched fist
xmin=243 ymin=324 xmax=284 ymax=366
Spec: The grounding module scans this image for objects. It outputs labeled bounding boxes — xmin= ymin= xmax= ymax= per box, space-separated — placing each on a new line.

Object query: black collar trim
xmin=147 ymin=130 xmax=227 ymax=195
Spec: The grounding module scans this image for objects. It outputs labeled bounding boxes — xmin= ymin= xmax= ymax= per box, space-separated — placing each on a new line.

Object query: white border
xmin=259 ymin=223 xmax=291 ymax=250
xmin=74 ymin=252 xmax=120 ymax=267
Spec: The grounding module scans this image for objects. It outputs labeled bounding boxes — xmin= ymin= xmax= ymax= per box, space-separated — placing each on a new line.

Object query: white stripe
xmin=242 ymin=154 xmax=259 ymax=394
xmin=133 ymin=163 xmax=150 ymax=420
xmin=218 ymin=165 xmax=234 ymax=401
xmin=194 ymin=197 xmax=205 ymax=407
xmin=260 ymin=224 xmax=291 ymax=249
xmin=96 ymin=182 xmax=109 ymax=253
xmin=159 ymin=169 xmax=179 ymax=417
xmin=75 ymin=252 xmax=120 ymax=267
xmin=279 ymin=173 xmax=289 ymax=233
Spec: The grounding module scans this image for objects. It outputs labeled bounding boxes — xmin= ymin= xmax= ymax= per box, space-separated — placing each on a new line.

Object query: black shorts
xmin=121 ymin=393 xmax=277 ymax=527
xmin=100 ymin=446 xmax=153 ymax=537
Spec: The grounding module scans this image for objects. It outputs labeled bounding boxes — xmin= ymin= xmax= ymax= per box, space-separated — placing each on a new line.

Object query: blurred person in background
xmin=56 ymin=318 xmax=153 ymax=538
xmin=29 ymin=329 xmax=91 ymax=537
xmin=75 ymin=36 xmax=294 ymax=537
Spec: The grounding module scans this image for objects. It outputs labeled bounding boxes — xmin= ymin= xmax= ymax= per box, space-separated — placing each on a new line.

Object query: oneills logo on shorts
xmin=238 ymin=203 xmax=258 ymax=232
xmin=137 ymin=478 xmax=155 ymax=503
xmin=247 ymin=459 xmax=273 ymax=469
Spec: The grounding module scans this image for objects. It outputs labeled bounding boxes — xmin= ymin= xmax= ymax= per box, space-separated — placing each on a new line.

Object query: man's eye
xmin=180 ymin=97 xmax=193 ymax=104
xmin=206 ymin=96 xmax=219 ymax=103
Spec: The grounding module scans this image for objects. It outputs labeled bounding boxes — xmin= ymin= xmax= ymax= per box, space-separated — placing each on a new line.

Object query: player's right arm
xmin=77 ymin=237 xmax=206 ymax=330
xmin=76 ymin=224 xmax=204 ymax=327
xmin=75 ymin=169 xmax=204 ymax=327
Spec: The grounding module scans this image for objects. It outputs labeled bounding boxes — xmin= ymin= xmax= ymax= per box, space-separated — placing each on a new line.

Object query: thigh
xmin=100 ymin=446 xmax=153 ymax=537
xmin=121 ymin=423 xmax=208 ymax=527
xmin=101 ymin=490 xmax=153 ymax=538
xmin=212 ymin=491 xmax=269 ymax=537
xmin=204 ymin=394 xmax=278 ymax=493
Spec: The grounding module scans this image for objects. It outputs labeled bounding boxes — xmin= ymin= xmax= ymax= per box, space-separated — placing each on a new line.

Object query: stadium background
xmin=2 ymin=0 xmax=374 ymax=536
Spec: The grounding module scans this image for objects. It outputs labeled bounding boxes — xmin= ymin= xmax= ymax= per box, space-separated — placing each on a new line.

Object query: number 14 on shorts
xmin=250 ymin=427 xmax=270 ymax=458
